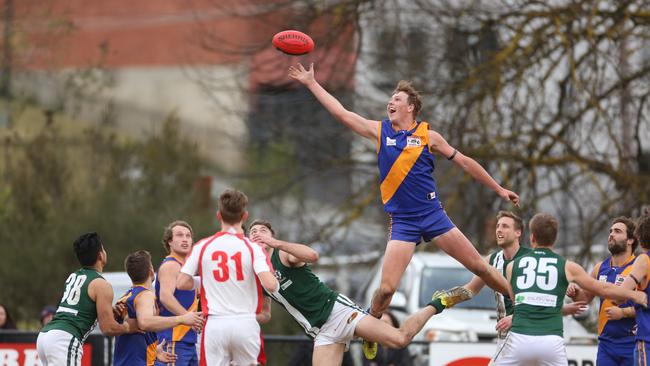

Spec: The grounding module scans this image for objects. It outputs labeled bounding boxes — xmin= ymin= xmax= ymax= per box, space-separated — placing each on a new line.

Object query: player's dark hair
xmin=124 ymin=250 xmax=152 ymax=284
xmin=393 ymin=80 xmax=422 ymax=118
xmin=161 ymin=220 xmax=193 ymax=254
xmin=636 ymin=208 xmax=650 ymax=250
xmin=612 ymin=216 xmax=638 ymax=253
xmin=529 ymin=213 xmax=558 ymax=247
xmin=0 ymin=304 xmax=17 ymax=329
xmin=73 ymin=232 xmax=104 ymax=267
xmin=496 ymin=211 xmax=524 ymax=232
xmin=249 ymin=219 xmax=275 ymax=235
xmin=218 ymin=189 xmax=248 ymax=225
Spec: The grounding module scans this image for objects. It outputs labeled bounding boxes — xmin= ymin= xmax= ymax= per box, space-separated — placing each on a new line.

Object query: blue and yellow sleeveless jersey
xmin=377 ymin=119 xmax=442 ymax=216
xmin=594 ymin=255 xmax=636 ymax=343
xmin=114 ymin=286 xmax=157 ymax=366
xmin=635 ymin=253 xmax=650 ymax=342
xmin=154 ymin=255 xmax=198 ymax=344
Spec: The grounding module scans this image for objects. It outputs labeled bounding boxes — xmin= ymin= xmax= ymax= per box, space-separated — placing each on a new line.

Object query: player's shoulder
xmin=487 ymin=250 xmax=501 ymax=263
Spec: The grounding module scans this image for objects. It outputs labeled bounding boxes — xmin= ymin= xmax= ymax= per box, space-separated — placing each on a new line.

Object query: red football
xmin=272 ymin=30 xmax=314 ymax=55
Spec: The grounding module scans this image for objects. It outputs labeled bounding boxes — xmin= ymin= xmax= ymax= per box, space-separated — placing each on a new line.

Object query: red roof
xmin=7 ymin=0 xmax=357 ymax=88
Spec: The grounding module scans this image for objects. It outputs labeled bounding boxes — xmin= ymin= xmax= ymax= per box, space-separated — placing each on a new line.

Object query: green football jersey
xmin=268 ymin=249 xmax=338 ymax=338
xmin=489 ymin=246 xmax=533 ymax=316
xmin=510 ymin=248 xmax=568 ymax=337
xmin=41 ymin=268 xmax=104 ymax=341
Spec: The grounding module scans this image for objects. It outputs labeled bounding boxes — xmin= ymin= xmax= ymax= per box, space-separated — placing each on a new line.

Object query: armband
xmin=447 ymin=149 xmax=458 ymax=161
xmin=429 ymin=298 xmax=446 ymax=314
xmin=630 ymin=273 xmax=642 ymax=287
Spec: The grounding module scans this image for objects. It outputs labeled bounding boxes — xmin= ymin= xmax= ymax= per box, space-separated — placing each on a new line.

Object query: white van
xmin=103 ymin=272 xmax=133 ymax=304
xmin=361 ymin=252 xmax=597 ymax=364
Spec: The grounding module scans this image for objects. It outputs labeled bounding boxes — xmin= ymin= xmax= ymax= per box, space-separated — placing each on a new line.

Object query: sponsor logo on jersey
xmin=386 ymin=137 xmax=397 ymax=146
xmin=346 ymin=312 xmax=358 ymax=324
xmin=406 ymin=136 xmax=421 ymax=147
xmin=515 ymin=292 xmax=557 ymax=307
xmin=280 ymin=279 xmax=293 ymax=291
xmin=615 ymin=274 xmax=625 ymax=286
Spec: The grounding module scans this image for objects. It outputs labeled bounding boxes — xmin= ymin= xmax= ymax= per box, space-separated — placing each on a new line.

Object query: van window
xmin=419 ymin=267 xmax=496 ymax=310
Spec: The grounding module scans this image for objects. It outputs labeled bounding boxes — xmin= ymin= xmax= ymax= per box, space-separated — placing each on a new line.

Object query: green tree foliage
xmin=0 ymin=109 xmax=216 ymax=325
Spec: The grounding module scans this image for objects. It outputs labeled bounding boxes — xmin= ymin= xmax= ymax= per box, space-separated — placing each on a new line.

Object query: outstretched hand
xmin=563 ymin=301 xmax=588 ymax=316
xmin=499 ymin=188 xmax=520 ymax=207
xmin=288 ymin=63 xmax=315 ymax=85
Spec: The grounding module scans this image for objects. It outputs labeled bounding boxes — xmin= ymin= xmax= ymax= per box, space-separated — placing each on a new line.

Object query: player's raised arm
xmin=254 ymin=234 xmax=319 ymax=267
xmin=288 ymin=62 xmax=379 ymax=140
xmin=428 ymin=130 xmax=520 ymax=206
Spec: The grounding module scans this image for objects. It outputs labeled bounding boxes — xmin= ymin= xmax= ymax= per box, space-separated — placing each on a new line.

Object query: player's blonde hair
xmin=161 ymin=220 xmax=193 ymax=254
xmin=393 ymin=80 xmax=422 ymax=118
xmin=496 ymin=211 xmax=523 ymax=232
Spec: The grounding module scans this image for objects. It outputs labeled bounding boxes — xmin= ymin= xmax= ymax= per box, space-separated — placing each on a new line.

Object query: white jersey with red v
xmin=181 ymin=231 xmax=273 ymax=316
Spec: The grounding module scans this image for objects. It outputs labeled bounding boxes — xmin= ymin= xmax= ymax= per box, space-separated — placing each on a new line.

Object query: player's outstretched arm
xmin=567 ymin=261 xmax=647 ymax=306
xmin=89 ymin=279 xmax=130 ymax=336
xmin=428 ymin=130 xmax=519 ymax=207
xmin=288 ymin=62 xmax=379 ymax=140
xmin=134 ymin=290 xmax=204 ymax=332
xmin=561 ymin=301 xmax=588 ymax=316
xmin=254 ymin=235 xmax=319 ymax=267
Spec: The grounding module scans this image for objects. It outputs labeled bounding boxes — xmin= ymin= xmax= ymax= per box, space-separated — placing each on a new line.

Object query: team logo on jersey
xmin=406 ymin=136 xmax=421 ymax=147
xmin=274 ymin=270 xmax=284 ymax=281
xmin=598 ymin=275 xmax=608 ymax=282
xmin=386 ymin=137 xmax=396 ymax=146
xmin=346 ymin=312 xmax=358 ymax=324
xmin=280 ymin=279 xmax=293 ymax=290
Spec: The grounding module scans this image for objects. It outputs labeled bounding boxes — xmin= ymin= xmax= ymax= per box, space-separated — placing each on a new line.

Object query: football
xmin=272 ymin=30 xmax=314 ymax=55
